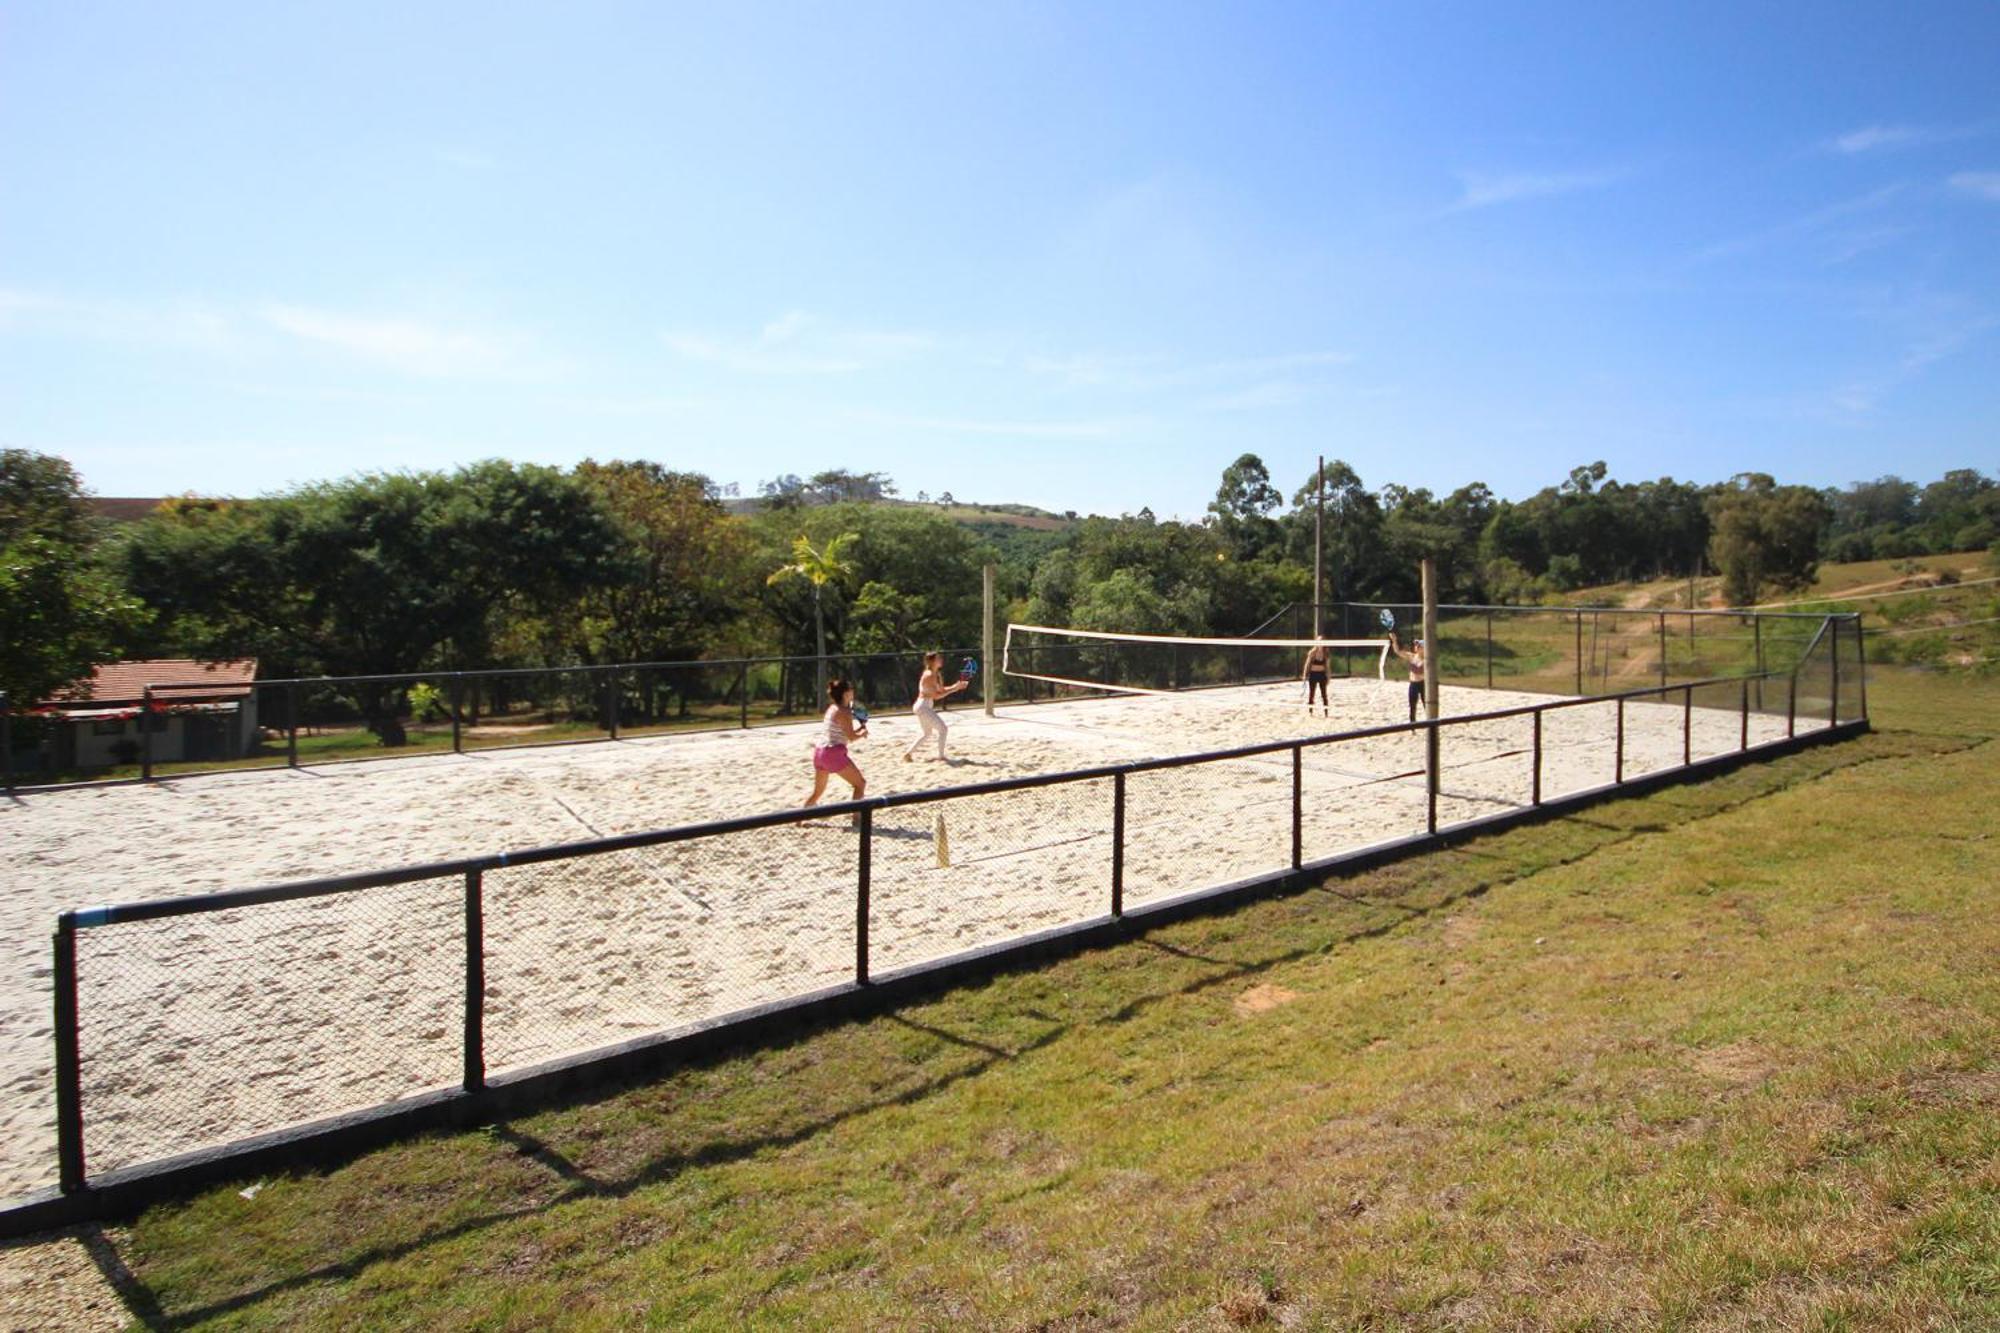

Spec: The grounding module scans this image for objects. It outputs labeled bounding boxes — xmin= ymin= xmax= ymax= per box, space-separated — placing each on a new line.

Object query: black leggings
xmin=1407 ymin=679 xmax=1426 ymax=720
xmin=1306 ymin=673 xmax=1329 ymax=707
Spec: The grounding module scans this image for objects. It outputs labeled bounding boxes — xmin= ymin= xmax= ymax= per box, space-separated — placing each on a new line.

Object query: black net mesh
xmin=481 ymin=827 xmax=852 ymax=1074
xmin=1298 ymin=730 xmax=1429 ymax=862
xmin=867 ymin=779 xmax=1115 ymax=971
xmin=74 ymin=877 xmax=461 ymax=1175
xmin=1433 ymin=711 xmax=1538 ymax=824
xmin=1121 ymin=758 xmax=1292 ymax=907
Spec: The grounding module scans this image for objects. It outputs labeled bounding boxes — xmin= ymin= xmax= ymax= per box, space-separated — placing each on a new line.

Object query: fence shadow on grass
xmin=76 ymin=732 xmax=1909 ymax=1329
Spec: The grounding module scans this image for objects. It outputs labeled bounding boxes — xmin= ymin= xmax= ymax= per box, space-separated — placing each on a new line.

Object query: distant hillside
xmin=721 ymin=495 xmax=1077 ymax=532
xmin=89 ymin=498 xmax=166 ymax=522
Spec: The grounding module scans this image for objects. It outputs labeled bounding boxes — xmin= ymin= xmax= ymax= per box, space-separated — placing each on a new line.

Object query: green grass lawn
xmin=49 ymin=668 xmax=2000 ymax=1329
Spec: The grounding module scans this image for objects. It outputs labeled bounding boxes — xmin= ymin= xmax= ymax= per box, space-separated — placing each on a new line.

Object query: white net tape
xmin=1003 ymin=622 xmax=1392 ymax=695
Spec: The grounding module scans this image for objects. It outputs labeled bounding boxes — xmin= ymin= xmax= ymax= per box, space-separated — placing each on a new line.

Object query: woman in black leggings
xmin=1390 ymin=632 xmax=1427 ymax=722
xmin=1301 ymin=642 xmax=1330 ymax=716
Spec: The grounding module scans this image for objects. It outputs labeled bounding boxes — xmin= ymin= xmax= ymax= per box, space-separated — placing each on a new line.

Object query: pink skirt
xmin=812 ymin=744 xmax=852 ymax=773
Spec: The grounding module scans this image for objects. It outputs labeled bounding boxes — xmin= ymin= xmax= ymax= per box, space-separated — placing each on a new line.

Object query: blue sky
xmin=3 ymin=2 xmax=1996 ymax=517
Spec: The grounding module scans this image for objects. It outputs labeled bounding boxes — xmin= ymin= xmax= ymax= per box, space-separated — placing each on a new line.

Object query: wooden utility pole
xmin=1312 ymin=456 xmax=1325 ymax=639
xmin=982 ymin=562 xmax=996 ymax=717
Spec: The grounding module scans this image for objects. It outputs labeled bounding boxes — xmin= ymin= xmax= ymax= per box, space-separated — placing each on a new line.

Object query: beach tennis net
xmin=1003 ymin=624 xmax=1392 ymax=699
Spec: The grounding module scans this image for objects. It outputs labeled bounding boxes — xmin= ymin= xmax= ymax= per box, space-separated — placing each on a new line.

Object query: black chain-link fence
xmin=42 ymin=618 xmax=1865 ymax=1194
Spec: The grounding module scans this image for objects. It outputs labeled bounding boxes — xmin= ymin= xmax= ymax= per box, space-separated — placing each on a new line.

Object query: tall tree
xmin=766 ymin=531 xmax=860 ymax=697
xmin=122 ymin=462 xmax=629 ymax=743
xmin=565 ymin=460 xmax=752 ymax=664
xmin=0 ymin=449 xmax=138 ymax=709
xmin=1706 ymin=474 xmax=1830 ymax=607
xmin=1208 ymin=453 xmax=1283 ymax=559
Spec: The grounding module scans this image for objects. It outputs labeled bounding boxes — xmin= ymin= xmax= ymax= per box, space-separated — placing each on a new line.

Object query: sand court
xmin=0 ymin=678 xmax=1813 ymax=1200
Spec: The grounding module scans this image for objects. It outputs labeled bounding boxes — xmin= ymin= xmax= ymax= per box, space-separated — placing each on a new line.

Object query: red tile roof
xmin=42 ymin=659 xmax=259 ymax=707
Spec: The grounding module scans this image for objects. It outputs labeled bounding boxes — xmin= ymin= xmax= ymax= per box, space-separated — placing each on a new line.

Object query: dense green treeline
xmin=3 ymin=446 xmax=1995 ymax=743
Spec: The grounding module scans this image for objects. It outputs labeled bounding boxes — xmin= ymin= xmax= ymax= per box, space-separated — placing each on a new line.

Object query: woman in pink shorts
xmin=804 ymin=677 xmax=867 ymax=823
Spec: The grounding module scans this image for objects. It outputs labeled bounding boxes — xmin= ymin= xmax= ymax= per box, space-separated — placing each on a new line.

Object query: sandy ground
xmin=0 ymin=680 xmax=1815 ymax=1203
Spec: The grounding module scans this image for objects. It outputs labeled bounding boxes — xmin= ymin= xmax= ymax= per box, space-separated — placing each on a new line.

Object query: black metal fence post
xmin=1830 ymin=621 xmax=1842 ymax=726
xmin=739 ymin=662 xmax=751 ymax=730
xmin=53 ymin=913 xmax=85 ymax=1192
xmin=1574 ymin=614 xmax=1583 ymax=696
xmin=2 ymin=691 xmax=12 ymax=791
xmin=1425 ymin=722 xmax=1439 ymax=835
xmin=1658 ymin=613 xmax=1668 ymax=689
xmin=1531 ymin=709 xmax=1543 ymax=806
xmin=1615 ymin=698 xmax=1625 ymax=784
xmin=855 ymin=806 xmax=872 ymax=985
xmin=1485 ymin=612 xmax=1494 ymax=690
xmin=1855 ymin=616 xmax=1869 ymax=722
xmin=287 ymin=682 xmax=300 ymax=768
xmin=464 ymin=870 xmax=485 ymax=1093
xmin=450 ymin=675 xmax=463 ymax=753
xmin=606 ymin=670 xmax=621 ymax=740
xmin=1291 ymin=745 xmax=1302 ymax=869
xmin=1682 ymin=685 xmax=1693 ymax=766
xmin=1753 ymin=617 xmax=1765 ymax=710
xmin=1739 ymin=678 xmax=1749 ymax=751
xmin=1112 ymin=772 xmax=1126 ymax=917
xmin=140 ymin=684 xmax=154 ymax=781
xmin=1787 ymin=674 xmax=1797 ymax=739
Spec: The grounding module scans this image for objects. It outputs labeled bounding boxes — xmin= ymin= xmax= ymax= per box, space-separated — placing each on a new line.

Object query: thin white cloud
xmin=1823 ymin=122 xmax=1991 ymax=155
xmin=1022 ymin=348 xmax=1350 ymax=392
xmin=1949 ymin=171 xmax=2000 ymax=201
xmin=663 ymin=311 xmax=932 ymax=375
xmin=1195 ymin=381 xmax=1313 ymax=412
xmin=1443 ymin=168 xmax=1625 ymax=214
xmin=261 ymin=304 xmax=541 ymax=379
xmin=1824 ymin=290 xmax=1996 ymax=419
xmin=1827 ymin=124 xmax=1926 ymax=154
xmin=844 ymin=409 xmax=1129 ymax=440
xmin=0 ymin=288 xmax=233 ymax=349
xmin=1685 ymin=183 xmax=1907 ymax=266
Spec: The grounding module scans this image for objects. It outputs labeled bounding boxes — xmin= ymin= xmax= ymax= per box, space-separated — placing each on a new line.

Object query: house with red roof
xmin=33 ymin=658 xmax=261 ymax=770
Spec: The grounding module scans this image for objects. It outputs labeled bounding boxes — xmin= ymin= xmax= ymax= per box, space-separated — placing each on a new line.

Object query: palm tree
xmin=767 ymin=531 xmax=860 ymax=700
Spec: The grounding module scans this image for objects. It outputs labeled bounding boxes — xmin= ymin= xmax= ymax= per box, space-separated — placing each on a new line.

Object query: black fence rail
xmin=5 ymin=605 xmax=1857 ymax=793
xmin=39 ymin=616 xmax=1864 ymax=1201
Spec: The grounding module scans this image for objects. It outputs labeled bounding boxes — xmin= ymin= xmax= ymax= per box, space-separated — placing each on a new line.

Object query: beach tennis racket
xmin=1377 ymin=608 xmax=1396 ymax=631
xmin=959 ymin=656 xmax=979 ymax=680
xmin=850 ymin=703 xmax=870 ymax=725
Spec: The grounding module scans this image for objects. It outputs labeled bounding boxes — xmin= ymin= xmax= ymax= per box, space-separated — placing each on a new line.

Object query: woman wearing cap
xmin=1388 ymin=631 xmax=1427 ymax=722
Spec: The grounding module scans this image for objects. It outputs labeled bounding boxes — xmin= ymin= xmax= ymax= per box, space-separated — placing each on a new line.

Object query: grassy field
xmin=15 ymin=667 xmax=1999 ymax=1329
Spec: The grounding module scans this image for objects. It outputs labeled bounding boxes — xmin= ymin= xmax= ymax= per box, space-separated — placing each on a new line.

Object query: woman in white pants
xmin=904 ymin=651 xmax=969 ymax=761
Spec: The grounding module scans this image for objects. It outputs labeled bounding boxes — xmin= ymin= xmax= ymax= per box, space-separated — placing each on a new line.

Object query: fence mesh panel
xmin=74 ymin=877 xmax=461 ymax=1175
xmin=1537 ymin=699 xmax=1621 ymax=799
xmin=869 ymin=779 xmax=1114 ymax=971
xmin=1688 ymin=679 xmax=1746 ymax=761
xmin=1299 ymin=730 xmax=1429 ymax=862
xmin=480 ymin=825 xmax=853 ymax=1074
xmin=1434 ymin=712 xmax=1538 ymax=824
xmin=1123 ymin=757 xmax=1292 ymax=906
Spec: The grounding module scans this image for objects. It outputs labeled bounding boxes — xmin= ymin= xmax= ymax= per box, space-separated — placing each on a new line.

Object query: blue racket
xmin=1376 ymin=608 xmax=1396 ymax=631
xmin=960 ymin=656 xmax=979 ymax=680
xmin=850 ymin=703 xmax=870 ymax=725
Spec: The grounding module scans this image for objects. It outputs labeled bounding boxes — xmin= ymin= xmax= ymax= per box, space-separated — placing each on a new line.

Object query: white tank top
xmin=819 ymin=705 xmax=847 ymax=748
